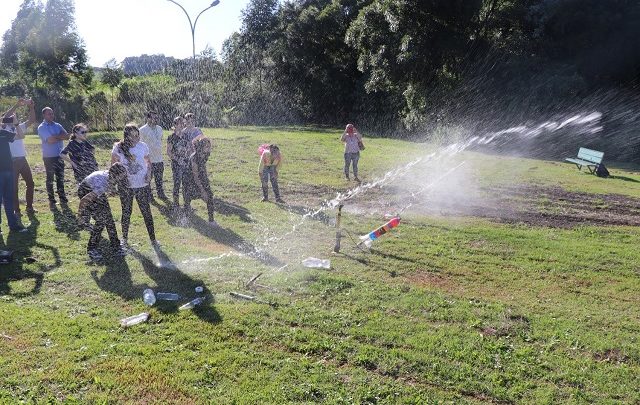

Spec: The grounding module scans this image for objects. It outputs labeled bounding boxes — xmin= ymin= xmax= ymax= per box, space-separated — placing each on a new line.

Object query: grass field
xmin=1 ymin=127 xmax=639 ymax=403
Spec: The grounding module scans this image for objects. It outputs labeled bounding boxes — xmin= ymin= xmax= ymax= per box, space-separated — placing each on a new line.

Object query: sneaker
xmin=345 ymin=175 xmax=350 ymax=181
xmin=354 ymin=177 xmax=361 ymax=183
xmin=88 ymin=249 xmax=103 ymax=261
xmin=26 ymin=207 xmax=38 ymax=215
xmin=14 ymin=210 xmax=22 ymax=217
xmin=275 ymin=198 xmax=285 ymax=204
xmin=261 ymin=197 xmax=269 ymax=202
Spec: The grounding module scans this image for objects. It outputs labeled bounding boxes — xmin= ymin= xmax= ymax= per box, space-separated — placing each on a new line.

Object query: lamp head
xmin=211 ymin=0 xmax=220 ymax=6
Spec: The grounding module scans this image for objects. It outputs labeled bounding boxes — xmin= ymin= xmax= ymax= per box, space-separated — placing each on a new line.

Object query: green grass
xmin=1 ymin=127 xmax=639 ymax=403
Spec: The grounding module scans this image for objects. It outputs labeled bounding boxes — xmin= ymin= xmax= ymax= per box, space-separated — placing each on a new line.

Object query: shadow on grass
xmin=189 ymin=213 xmax=285 ymax=268
xmin=91 ymin=244 xmax=222 ymax=325
xmin=0 ymin=214 xmax=61 ymax=297
xmin=276 ymin=203 xmax=333 ymax=226
xmin=51 ymin=202 xmax=80 ymax=240
xmin=151 ymin=197 xmax=254 ymax=225
xmin=609 ymin=175 xmax=640 ymax=183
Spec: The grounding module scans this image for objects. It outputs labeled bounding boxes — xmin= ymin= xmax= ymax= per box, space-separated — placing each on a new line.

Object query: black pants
xmin=119 ymin=186 xmax=156 ymax=241
xmin=171 ymin=161 xmax=190 ymax=207
xmin=43 ymin=157 xmax=66 ymax=202
xmin=150 ymin=162 xmax=166 ymax=198
xmin=193 ymin=165 xmax=215 ymax=222
xmin=78 ymin=186 xmax=119 ymax=251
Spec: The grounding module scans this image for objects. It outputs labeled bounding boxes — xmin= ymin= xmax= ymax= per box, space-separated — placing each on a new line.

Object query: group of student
xmin=1 ymin=97 xmax=364 ymax=262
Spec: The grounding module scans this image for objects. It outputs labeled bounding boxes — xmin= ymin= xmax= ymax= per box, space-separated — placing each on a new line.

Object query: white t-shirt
xmin=9 ymin=123 xmax=27 ymax=158
xmin=139 ymin=124 xmax=164 ymax=163
xmin=111 ymin=142 xmax=150 ymax=189
xmin=82 ymin=170 xmax=110 ymax=196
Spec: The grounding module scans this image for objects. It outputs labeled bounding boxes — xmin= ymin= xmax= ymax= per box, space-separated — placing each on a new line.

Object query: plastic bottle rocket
xmin=120 ymin=312 xmax=150 ymax=328
xmin=359 ymin=217 xmax=401 ymax=248
xmin=143 ymin=289 xmax=156 ymax=306
xmin=156 ymin=292 xmax=180 ymax=301
xmin=179 ymin=297 xmax=205 ymax=310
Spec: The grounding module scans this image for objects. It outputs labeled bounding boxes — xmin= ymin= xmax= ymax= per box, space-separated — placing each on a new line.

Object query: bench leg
xmin=574 ymin=163 xmax=582 ymax=171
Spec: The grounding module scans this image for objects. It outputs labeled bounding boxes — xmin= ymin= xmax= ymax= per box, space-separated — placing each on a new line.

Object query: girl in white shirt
xmin=111 ymin=123 xmax=159 ymax=250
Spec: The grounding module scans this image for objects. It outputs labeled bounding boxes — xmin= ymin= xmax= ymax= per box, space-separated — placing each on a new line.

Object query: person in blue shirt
xmin=0 ymin=111 xmax=29 ymax=233
xmin=37 ymin=107 xmax=69 ymax=206
xmin=61 ymin=123 xmax=98 ymax=183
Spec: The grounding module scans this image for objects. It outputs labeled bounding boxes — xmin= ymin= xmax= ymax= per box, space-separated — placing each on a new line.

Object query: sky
xmin=0 ymin=0 xmax=251 ymax=66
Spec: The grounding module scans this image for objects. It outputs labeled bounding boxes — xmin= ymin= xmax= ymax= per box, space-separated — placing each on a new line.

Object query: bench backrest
xmin=577 ymin=147 xmax=604 ymax=164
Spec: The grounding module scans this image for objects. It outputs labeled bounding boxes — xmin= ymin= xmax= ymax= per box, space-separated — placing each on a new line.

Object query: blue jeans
xmin=261 ymin=166 xmax=280 ymax=199
xmin=0 ymin=170 xmax=20 ymax=230
xmin=344 ymin=152 xmax=360 ymax=178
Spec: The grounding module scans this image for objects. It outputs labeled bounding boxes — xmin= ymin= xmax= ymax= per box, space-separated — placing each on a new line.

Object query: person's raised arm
xmin=25 ymin=100 xmax=36 ymax=128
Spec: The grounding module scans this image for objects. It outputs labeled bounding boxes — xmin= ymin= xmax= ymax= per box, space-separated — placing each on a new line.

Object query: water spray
xmin=333 ymin=204 xmax=344 ymax=253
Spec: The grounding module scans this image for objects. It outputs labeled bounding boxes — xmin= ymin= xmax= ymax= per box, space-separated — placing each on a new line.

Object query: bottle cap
xmin=195 ymin=286 xmax=204 ymax=293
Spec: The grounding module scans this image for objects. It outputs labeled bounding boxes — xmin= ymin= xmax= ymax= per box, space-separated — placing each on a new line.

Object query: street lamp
xmin=165 ymin=0 xmax=220 ymax=59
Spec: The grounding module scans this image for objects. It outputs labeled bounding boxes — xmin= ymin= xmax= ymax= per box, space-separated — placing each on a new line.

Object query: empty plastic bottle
xmin=156 ymin=292 xmax=180 ymax=301
xmin=120 ymin=312 xmax=149 ymax=328
xmin=302 ymin=257 xmax=331 ymax=269
xmin=179 ymin=297 xmax=205 ymax=310
xmin=143 ymin=289 xmax=156 ymax=306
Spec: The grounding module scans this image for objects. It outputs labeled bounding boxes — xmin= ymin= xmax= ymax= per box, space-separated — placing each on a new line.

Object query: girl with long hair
xmin=111 ymin=123 xmax=159 ymax=251
xmin=61 ymin=123 xmax=99 ymax=183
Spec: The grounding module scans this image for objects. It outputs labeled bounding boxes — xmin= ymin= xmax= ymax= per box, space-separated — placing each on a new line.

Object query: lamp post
xmin=165 ymin=0 xmax=220 ymax=59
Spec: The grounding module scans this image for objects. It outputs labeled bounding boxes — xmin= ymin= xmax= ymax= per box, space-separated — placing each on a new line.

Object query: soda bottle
xmin=143 ymin=289 xmax=156 ymax=306
xmin=179 ymin=297 xmax=205 ymax=310
xmin=156 ymin=292 xmax=180 ymax=301
xmin=120 ymin=312 xmax=149 ymax=328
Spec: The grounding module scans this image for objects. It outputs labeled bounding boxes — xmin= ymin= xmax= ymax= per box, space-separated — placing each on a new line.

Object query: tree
xmin=102 ymin=59 xmax=123 ymax=130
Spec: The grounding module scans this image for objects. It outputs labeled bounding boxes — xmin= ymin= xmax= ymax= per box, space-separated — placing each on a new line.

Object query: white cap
xmin=195 ymin=286 xmax=204 ymax=293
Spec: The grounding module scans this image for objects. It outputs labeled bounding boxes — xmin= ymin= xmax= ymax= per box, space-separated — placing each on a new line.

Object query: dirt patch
xmin=345 ymin=184 xmax=640 ymax=228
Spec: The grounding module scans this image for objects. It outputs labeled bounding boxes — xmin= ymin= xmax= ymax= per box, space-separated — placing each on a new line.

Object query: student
xmin=188 ymin=137 xmax=217 ymax=225
xmin=61 ymin=123 xmax=99 ymax=183
xmin=111 ymin=123 xmax=159 ymax=251
xmin=4 ymin=98 xmax=36 ymax=217
xmin=77 ymin=163 xmax=129 ymax=261
xmin=0 ymin=111 xmax=28 ymax=233
xmin=37 ymin=107 xmax=69 ymax=206
xmin=166 ymin=116 xmax=192 ymax=210
xmin=258 ymin=144 xmax=284 ymax=203
xmin=139 ymin=111 xmax=167 ymax=200
xmin=182 ymin=112 xmax=205 ymax=142
xmin=340 ymin=123 xmax=363 ymax=182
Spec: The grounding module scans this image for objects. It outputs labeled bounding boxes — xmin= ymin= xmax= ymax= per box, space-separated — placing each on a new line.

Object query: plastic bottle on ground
xmin=302 ymin=257 xmax=331 ymax=269
xmin=143 ymin=289 xmax=156 ymax=306
xmin=179 ymin=297 xmax=205 ymax=310
xmin=120 ymin=312 xmax=149 ymax=328
xmin=156 ymin=292 xmax=180 ymax=301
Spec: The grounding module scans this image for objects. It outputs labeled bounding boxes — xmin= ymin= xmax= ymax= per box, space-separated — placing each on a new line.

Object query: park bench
xmin=565 ymin=147 xmax=604 ymax=174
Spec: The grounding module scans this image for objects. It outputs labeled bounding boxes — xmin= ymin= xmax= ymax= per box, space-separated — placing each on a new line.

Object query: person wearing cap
xmin=0 ymin=107 xmax=29 ymax=233
xmin=4 ymin=98 xmax=37 ymax=217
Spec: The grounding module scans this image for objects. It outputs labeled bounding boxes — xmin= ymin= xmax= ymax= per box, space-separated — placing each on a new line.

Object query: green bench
xmin=565 ymin=147 xmax=604 ymax=174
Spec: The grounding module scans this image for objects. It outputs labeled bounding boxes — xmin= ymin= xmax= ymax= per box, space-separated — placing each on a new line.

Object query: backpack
xmin=596 ymin=163 xmax=610 ymax=178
